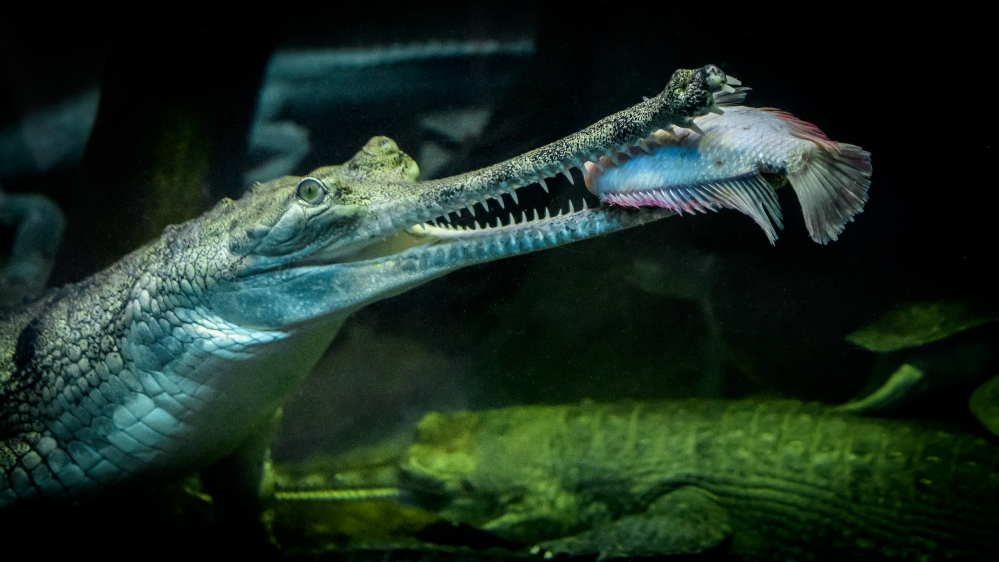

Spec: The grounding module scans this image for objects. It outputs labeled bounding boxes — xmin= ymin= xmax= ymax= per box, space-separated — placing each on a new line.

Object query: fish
xmin=582 ymin=95 xmax=872 ymax=244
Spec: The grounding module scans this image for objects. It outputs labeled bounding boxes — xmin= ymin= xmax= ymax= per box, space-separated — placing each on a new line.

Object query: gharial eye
xmin=296 ymin=177 xmax=326 ymax=204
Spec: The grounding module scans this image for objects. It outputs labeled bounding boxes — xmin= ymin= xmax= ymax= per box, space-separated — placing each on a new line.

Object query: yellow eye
xmin=297 ymin=177 xmax=326 ymax=204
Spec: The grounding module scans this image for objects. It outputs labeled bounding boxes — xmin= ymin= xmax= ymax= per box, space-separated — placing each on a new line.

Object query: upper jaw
xmin=349 ymin=64 xmax=738 ymax=259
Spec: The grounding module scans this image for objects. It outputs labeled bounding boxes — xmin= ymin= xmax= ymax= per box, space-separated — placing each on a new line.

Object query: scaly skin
xmin=0 ymin=66 xmax=729 ymax=510
xmin=401 ymin=399 xmax=999 ymax=561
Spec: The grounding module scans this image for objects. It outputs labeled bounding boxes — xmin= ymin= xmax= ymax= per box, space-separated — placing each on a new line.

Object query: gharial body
xmin=401 ymin=399 xmax=999 ymax=562
xmin=0 ymin=66 xmax=734 ymax=512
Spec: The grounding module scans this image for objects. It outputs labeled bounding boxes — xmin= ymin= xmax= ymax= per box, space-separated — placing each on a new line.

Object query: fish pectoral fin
xmin=537 ymin=486 xmax=731 ymax=559
xmin=705 ymin=175 xmax=784 ymax=243
xmin=603 ymin=174 xmax=783 ymax=243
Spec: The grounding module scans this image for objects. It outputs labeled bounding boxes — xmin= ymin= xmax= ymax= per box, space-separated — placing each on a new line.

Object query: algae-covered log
xmin=401 ymin=399 xmax=999 ymax=561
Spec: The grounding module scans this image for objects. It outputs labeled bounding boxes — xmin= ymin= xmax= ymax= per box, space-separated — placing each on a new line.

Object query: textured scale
xmin=1 ymin=66 xmax=730 ymax=511
xmin=402 ymin=399 xmax=999 ymax=561
xmin=0 ymin=228 xmax=298 ymax=507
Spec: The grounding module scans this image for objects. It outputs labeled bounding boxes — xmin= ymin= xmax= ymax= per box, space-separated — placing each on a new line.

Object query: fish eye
xmin=296 ymin=177 xmax=326 ymax=205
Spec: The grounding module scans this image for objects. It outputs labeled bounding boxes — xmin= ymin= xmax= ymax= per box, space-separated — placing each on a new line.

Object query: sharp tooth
xmin=582 ymin=199 xmax=590 ymax=210
xmin=652 ymin=129 xmax=671 ymax=143
xmin=638 ymin=140 xmax=652 ymax=154
xmin=610 ymin=154 xmax=622 ymax=166
xmin=686 ymin=121 xmax=705 ymax=135
xmin=563 ymin=170 xmax=575 ymax=185
xmin=519 ymin=210 xmax=527 ymax=224
xmin=492 ymin=196 xmax=505 ymax=210
xmin=543 ymin=207 xmax=550 ymax=220
xmin=708 ymin=104 xmax=724 ymax=115
xmin=642 ymin=95 xmax=650 ymax=102
xmin=568 ymin=200 xmax=575 ymax=213
xmin=538 ymin=178 xmax=549 ymax=193
xmin=509 ymin=190 xmax=519 ymax=205
xmin=720 ymin=83 xmax=736 ymax=94
xmin=726 ymin=75 xmax=742 ymax=86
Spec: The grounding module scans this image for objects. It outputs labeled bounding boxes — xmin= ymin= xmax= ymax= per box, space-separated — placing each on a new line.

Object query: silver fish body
xmin=584 ymin=105 xmax=872 ymax=244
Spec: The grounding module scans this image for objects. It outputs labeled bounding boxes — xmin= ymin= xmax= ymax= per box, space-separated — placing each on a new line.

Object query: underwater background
xmin=1 ymin=4 xmax=995 ymax=559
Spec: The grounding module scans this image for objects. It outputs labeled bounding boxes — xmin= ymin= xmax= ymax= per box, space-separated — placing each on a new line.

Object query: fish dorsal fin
xmin=712 ymin=87 xmax=751 ymax=107
xmin=601 ymin=173 xmax=783 ymax=244
xmin=761 ymin=109 xmax=872 ymax=244
xmin=760 ymin=108 xmax=838 ymax=152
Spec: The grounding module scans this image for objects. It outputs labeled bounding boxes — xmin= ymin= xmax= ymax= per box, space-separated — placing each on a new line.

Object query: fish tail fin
xmin=767 ymin=110 xmax=872 ymax=244
xmin=789 ymin=143 xmax=872 ymax=244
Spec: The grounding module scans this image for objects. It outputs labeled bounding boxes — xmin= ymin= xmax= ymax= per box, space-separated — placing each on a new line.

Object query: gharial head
xmin=226 ymin=136 xmax=424 ymax=274
xmin=179 ymin=65 xmax=737 ymax=331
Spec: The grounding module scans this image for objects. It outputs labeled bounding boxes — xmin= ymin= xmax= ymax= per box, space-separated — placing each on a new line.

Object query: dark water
xmin=1 ymin=5 xmax=994 ymax=559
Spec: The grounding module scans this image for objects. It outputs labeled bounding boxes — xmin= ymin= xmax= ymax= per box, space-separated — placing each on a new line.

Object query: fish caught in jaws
xmin=582 ymin=89 xmax=872 ymax=244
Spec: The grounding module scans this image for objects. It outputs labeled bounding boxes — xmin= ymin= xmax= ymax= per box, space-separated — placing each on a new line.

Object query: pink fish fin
xmin=763 ymin=109 xmax=872 ymax=244
xmin=760 ymin=108 xmax=839 ymax=152
xmin=602 ymin=174 xmax=783 ymax=244
xmin=705 ymin=175 xmax=784 ymax=244
xmin=712 ymin=87 xmax=751 ymax=107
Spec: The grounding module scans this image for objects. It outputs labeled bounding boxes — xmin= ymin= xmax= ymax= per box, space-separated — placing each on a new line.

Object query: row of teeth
xmin=409 ymin=199 xmax=594 ymax=237
xmin=577 ymin=82 xmax=737 ymax=180
xmin=411 ymin=132 xmax=668 ymax=238
xmin=411 ymin=87 xmax=729 ymax=238
xmin=583 ymin=125 xmax=700 ymax=179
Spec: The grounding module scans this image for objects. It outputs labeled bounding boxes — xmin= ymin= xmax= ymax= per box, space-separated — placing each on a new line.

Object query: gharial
xmin=401 ymin=398 xmax=999 ymax=561
xmin=0 ymin=66 xmax=740 ymax=514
